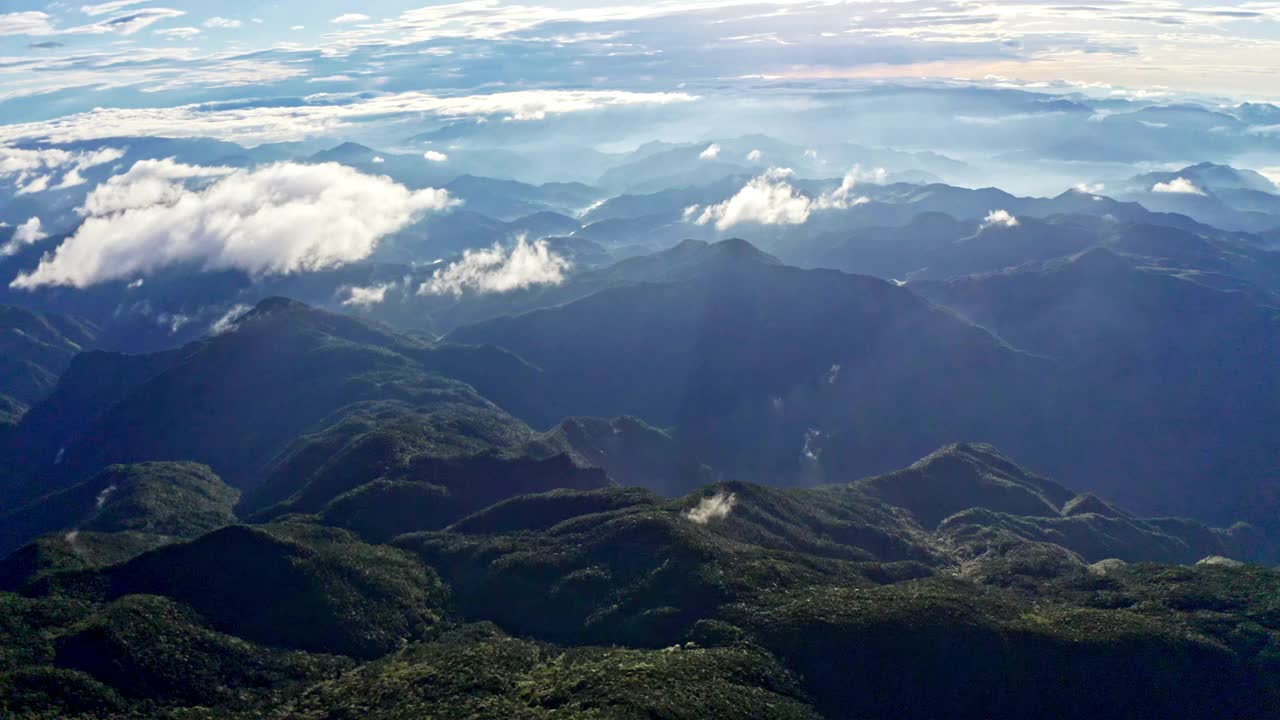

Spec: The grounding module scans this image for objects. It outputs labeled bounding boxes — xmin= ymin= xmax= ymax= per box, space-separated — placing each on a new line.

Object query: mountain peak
xmin=709 ymin=238 xmax=782 ymax=265
xmin=246 ymin=297 xmax=310 ymax=317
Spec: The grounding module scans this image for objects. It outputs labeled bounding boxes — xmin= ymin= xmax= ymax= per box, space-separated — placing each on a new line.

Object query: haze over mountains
xmin=3 ymin=25 xmax=1280 ymax=715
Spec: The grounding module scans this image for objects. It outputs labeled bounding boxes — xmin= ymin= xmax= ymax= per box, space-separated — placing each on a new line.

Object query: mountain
xmin=0 ymin=298 xmax=594 ymax=516
xmin=449 ymin=242 xmax=1052 ymax=491
xmin=777 ymin=213 xmax=1280 ymax=290
xmin=0 ymin=462 xmax=237 ymax=559
xmin=0 ymin=306 xmax=98 ymax=425
xmin=916 ymin=248 xmax=1280 ymax=523
xmin=1116 ymin=163 xmax=1280 ymax=232
xmin=3 ymin=434 xmax=1279 ymax=718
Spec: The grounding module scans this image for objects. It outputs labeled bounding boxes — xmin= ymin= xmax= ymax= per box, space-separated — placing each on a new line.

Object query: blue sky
xmin=2 ymin=0 xmax=1280 ymax=146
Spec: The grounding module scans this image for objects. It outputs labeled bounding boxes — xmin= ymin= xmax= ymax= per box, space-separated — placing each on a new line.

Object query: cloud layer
xmin=12 ymin=161 xmax=455 ymax=289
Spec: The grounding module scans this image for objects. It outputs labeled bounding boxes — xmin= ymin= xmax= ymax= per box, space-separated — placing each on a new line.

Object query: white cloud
xmin=698 ymin=143 xmax=721 ymax=160
xmin=372 ymin=156 xmax=385 ymax=163
xmin=1074 ymin=182 xmax=1106 ymax=194
xmin=420 ymin=235 xmax=570 ymax=296
xmin=0 ymin=217 xmax=48 ymax=256
xmin=79 ymin=158 xmax=234 ymax=216
xmin=155 ymin=26 xmax=200 ymax=38
xmin=0 ymin=145 xmax=124 ymax=196
xmin=342 ymin=282 xmax=394 ymax=306
xmin=689 ymin=168 xmax=812 ymax=230
xmin=81 ymin=0 xmax=148 ymax=16
xmin=332 ymin=13 xmax=372 ymax=24
xmin=815 ymin=166 xmax=873 ymax=209
xmin=982 ymin=209 xmax=1020 ymax=228
xmin=210 ymin=303 xmax=251 ymax=335
xmin=685 ymin=490 xmax=736 ymax=525
xmin=0 ymin=90 xmax=698 ymax=145
xmin=1151 ymin=177 xmax=1206 ymax=195
xmin=687 ymin=165 xmax=869 ymax=230
xmin=308 ymin=74 xmax=355 ymax=83
xmin=202 ymin=17 xmax=242 ymax=29
xmin=746 ymin=149 xmax=762 ymax=162
xmin=290 ymin=25 xmax=306 ymax=31
xmin=0 ymin=11 xmax=57 ymax=36
xmin=423 ymin=150 xmax=449 ymax=162
xmin=12 ymin=161 xmax=456 ymax=289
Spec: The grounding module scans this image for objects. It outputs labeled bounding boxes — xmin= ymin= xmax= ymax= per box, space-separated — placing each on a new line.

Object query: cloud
xmin=688 ymin=168 xmax=813 ymax=230
xmin=687 ymin=165 xmax=869 ymax=230
xmin=332 ymin=13 xmax=372 ymax=24
xmin=78 ymin=8 xmax=187 ymax=36
xmin=12 ymin=161 xmax=456 ymax=289
xmin=0 ymin=12 xmax=57 ymax=36
xmin=815 ymin=166 xmax=873 ymax=209
xmin=79 ymin=158 xmax=235 ymax=215
xmin=423 ymin=150 xmax=449 ymax=162
xmin=685 ymin=490 xmax=736 ymax=525
xmin=342 ymin=282 xmax=394 ymax=306
xmin=81 ymin=0 xmax=148 ymax=16
xmin=0 ymin=217 xmax=48 ymax=256
xmin=210 ymin=303 xmax=251 ymax=335
xmin=0 ymin=90 xmax=698 ymax=145
xmin=699 ymin=143 xmax=721 ymax=160
xmin=420 ymin=235 xmax=570 ymax=296
xmin=155 ymin=26 xmax=200 ymax=38
xmin=746 ymin=149 xmax=762 ymax=161
xmin=202 ymin=17 xmax=242 ymax=29
xmin=1151 ymin=176 xmax=1206 ymax=195
xmin=0 ymin=145 xmax=125 ymax=195
xmin=982 ymin=209 xmax=1020 ymax=228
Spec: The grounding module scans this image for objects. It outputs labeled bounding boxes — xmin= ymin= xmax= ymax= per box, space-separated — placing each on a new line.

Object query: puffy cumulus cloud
xmin=698 ymin=143 xmax=721 ymax=160
xmin=746 ymin=149 xmax=762 ymax=162
xmin=0 ymin=217 xmax=48 ymax=256
xmin=420 ymin=235 xmax=570 ymax=296
xmin=332 ymin=13 xmax=372 ymax=24
xmin=814 ymin=166 xmax=873 ymax=209
xmin=685 ymin=490 xmax=736 ymax=525
xmin=688 ymin=168 xmax=812 ymax=230
xmin=982 ymin=209 xmax=1020 ymax=228
xmin=342 ymin=282 xmax=395 ymax=306
xmin=1151 ymin=176 xmax=1206 ymax=195
xmin=12 ymin=162 xmax=456 ymax=289
xmin=0 ymin=90 xmax=698 ymax=145
xmin=0 ymin=145 xmax=125 ymax=195
xmin=687 ymin=166 xmax=869 ymax=230
xmin=423 ymin=150 xmax=449 ymax=162
xmin=79 ymin=158 xmax=234 ymax=216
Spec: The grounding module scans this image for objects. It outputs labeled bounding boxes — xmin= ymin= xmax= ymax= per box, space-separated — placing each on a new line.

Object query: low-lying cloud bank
xmin=1151 ymin=177 xmax=1206 ymax=195
xmin=0 ymin=90 xmax=699 ymax=145
xmin=420 ymin=235 xmax=570 ymax=296
xmin=685 ymin=166 xmax=872 ymax=230
xmin=11 ymin=160 xmax=455 ymax=289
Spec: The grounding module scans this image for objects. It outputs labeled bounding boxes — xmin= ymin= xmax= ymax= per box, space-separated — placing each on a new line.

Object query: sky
xmin=2 ymin=0 xmax=1280 ymax=147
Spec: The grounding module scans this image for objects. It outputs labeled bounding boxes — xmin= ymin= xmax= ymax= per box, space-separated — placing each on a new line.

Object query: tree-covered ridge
xmin=2 ymin=441 xmax=1278 ymax=719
